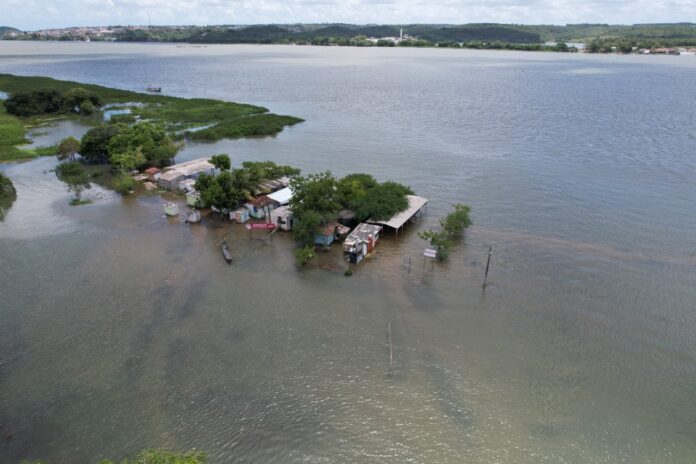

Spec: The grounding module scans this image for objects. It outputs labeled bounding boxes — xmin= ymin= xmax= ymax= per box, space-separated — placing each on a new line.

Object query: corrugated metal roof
xmin=346 ymin=223 xmax=382 ymax=243
xmin=370 ymin=195 xmax=428 ymax=229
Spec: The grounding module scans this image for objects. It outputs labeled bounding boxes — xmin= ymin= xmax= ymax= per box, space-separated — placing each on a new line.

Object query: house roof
xmin=266 ymin=187 xmax=293 ymax=205
xmin=144 ymin=167 xmax=160 ymax=174
xmin=162 ymin=158 xmax=214 ymax=177
xmin=345 ymin=223 xmax=382 ymax=243
xmin=370 ymin=195 xmax=428 ymax=230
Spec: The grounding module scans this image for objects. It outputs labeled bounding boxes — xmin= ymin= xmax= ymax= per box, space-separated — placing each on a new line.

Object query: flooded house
xmin=343 ymin=223 xmax=383 ymax=263
xmin=369 ymin=195 xmax=428 ymax=234
xmin=144 ymin=167 xmax=161 ymax=182
xmin=266 ymin=186 xmax=293 ymax=207
xmin=269 ymin=205 xmax=294 ymax=231
xmin=245 ymin=196 xmax=275 ymax=219
xmin=158 ymin=158 xmax=216 ymax=190
xmin=230 ymin=208 xmax=250 ymax=223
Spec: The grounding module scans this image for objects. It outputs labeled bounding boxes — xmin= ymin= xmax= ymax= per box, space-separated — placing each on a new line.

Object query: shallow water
xmin=1 ymin=43 xmax=695 ymax=463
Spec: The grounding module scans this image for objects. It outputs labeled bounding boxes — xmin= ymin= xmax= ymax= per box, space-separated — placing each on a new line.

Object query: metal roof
xmin=266 ymin=187 xmax=293 ymax=205
xmin=345 ymin=223 xmax=382 ymax=243
xmin=370 ymin=195 xmax=429 ymax=230
xmin=163 ymin=158 xmax=214 ymax=177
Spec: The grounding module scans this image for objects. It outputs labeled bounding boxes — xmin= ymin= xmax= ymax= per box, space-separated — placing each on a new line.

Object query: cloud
xmin=2 ymin=0 xmax=696 ymax=30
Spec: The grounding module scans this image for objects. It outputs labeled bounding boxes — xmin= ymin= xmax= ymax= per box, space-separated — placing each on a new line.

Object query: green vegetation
xmin=0 ymin=74 xmax=303 ymax=162
xmin=0 ymin=171 xmax=16 ymax=220
xmin=22 ymin=448 xmax=206 ymax=464
xmin=107 ymin=122 xmax=178 ymax=168
xmin=57 ymin=136 xmax=80 ymax=161
xmin=294 ymin=245 xmax=316 ymax=266
xmin=80 ymin=124 xmax=120 ymax=162
xmin=4 ymin=87 xmax=103 ymax=116
xmin=289 ymin=171 xmax=413 ymax=263
xmin=419 ymin=204 xmax=473 ymax=261
xmin=8 ymin=23 xmax=696 ymax=50
xmin=195 ymin=160 xmax=299 ymax=213
xmin=210 ymin=153 xmax=231 ymax=171
xmin=112 ymin=171 xmax=135 ymax=195
xmin=55 ymin=160 xmax=90 ymax=203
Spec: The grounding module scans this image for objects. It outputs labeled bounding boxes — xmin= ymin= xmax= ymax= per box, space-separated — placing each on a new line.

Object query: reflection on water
xmin=1 ymin=43 xmax=696 ymax=463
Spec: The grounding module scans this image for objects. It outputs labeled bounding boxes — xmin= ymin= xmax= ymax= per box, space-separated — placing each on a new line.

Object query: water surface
xmin=1 ymin=42 xmax=695 ymax=463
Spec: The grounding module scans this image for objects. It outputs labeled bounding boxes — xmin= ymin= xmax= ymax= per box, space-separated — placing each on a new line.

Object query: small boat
xmin=146 ymin=85 xmax=162 ymax=93
xmin=221 ymin=240 xmax=232 ymax=264
xmin=186 ymin=209 xmax=201 ymax=224
xmin=164 ymin=202 xmax=179 ymax=216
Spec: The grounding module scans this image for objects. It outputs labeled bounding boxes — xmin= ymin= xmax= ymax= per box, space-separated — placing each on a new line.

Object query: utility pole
xmin=483 ymin=246 xmax=492 ymax=288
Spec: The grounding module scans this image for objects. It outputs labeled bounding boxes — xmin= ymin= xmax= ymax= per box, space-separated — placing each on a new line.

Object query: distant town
xmin=2 ymin=23 xmax=696 ymax=54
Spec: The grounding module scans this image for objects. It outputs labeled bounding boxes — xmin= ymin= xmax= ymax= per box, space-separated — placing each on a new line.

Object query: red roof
xmin=145 ymin=167 xmax=161 ymax=174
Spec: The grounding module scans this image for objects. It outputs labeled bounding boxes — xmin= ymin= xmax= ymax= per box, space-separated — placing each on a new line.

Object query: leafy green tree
xmin=354 ymin=181 xmax=413 ymax=221
xmin=289 ymin=171 xmax=339 ymax=225
xmin=55 ymin=161 xmax=90 ymax=202
xmin=294 ymin=245 xmax=316 ymax=266
xmin=80 ymin=125 xmax=120 ymax=162
xmin=57 ymin=136 xmax=80 ymax=161
xmin=107 ymin=122 xmax=178 ymax=167
xmin=418 ymin=229 xmax=451 ymax=261
xmin=110 ymin=146 xmax=147 ymax=171
xmin=440 ymin=204 xmax=472 ymax=237
xmin=113 ymin=172 xmax=135 ymax=195
xmin=210 ymin=153 xmax=231 ymax=171
xmin=0 ymin=172 xmax=17 ymax=220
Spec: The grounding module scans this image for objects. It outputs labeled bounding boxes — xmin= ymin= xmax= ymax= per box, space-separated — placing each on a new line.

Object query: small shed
xmin=186 ymin=191 xmax=204 ymax=208
xmin=266 ymin=187 xmax=293 ymax=207
xmin=269 ymin=205 xmax=294 ymax=231
xmin=343 ymin=223 xmax=382 ymax=263
xmin=159 ymin=170 xmax=185 ymax=190
xmin=315 ymin=223 xmax=336 ymax=246
xmin=230 ymin=208 xmax=250 ymax=223
xmin=144 ymin=167 xmax=161 ymax=182
xmin=245 ymin=196 xmax=274 ymax=219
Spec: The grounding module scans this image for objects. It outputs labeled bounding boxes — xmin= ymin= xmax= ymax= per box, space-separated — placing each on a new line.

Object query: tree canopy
xmin=210 ymin=153 xmax=231 ymax=171
xmin=4 ymin=87 xmax=102 ymax=117
xmin=57 ymin=136 xmax=80 ymax=161
xmin=107 ymin=122 xmax=178 ymax=168
xmin=80 ymin=125 xmax=121 ymax=162
xmin=55 ymin=161 xmax=90 ymax=202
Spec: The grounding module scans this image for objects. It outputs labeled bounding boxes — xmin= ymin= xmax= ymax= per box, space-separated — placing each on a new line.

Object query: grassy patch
xmin=69 ymin=198 xmax=92 ymax=206
xmin=0 ymin=74 xmax=304 ymax=161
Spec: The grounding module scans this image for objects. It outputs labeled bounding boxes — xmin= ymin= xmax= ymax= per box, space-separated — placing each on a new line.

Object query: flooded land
xmin=1 ymin=42 xmax=695 ymax=463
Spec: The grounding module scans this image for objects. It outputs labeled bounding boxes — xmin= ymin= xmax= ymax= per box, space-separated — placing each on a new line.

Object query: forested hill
xmin=0 ymin=27 xmax=20 ymax=38
xmin=6 ymin=23 xmax=696 ymax=48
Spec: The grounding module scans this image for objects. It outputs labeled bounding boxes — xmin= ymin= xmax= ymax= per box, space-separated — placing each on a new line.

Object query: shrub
xmin=294 ymin=245 xmax=316 ymax=266
xmin=113 ymin=172 xmax=135 ymax=195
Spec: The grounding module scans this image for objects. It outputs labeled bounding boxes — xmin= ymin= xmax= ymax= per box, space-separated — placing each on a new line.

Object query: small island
xmin=0 ymin=73 xmax=303 ymax=162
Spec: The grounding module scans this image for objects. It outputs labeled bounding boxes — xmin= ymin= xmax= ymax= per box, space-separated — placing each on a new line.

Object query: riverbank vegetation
xmin=55 ymin=160 xmax=91 ymax=204
xmin=0 ymin=74 xmax=303 ymax=162
xmin=419 ymin=204 xmax=473 ymax=261
xmin=23 ymin=449 xmax=206 ymax=464
xmin=9 ymin=23 xmax=696 ymax=52
xmin=0 ymin=171 xmax=16 ymax=219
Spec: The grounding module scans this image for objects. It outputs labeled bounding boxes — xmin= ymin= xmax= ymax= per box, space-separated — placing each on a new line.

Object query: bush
xmin=294 ymin=245 xmax=316 ymax=266
xmin=113 ymin=172 xmax=135 ymax=195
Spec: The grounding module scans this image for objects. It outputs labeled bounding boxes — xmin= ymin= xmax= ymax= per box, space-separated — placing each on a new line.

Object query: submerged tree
xmin=55 ymin=161 xmax=90 ymax=204
xmin=57 ymin=136 xmax=80 ymax=161
xmin=419 ymin=203 xmax=473 ymax=261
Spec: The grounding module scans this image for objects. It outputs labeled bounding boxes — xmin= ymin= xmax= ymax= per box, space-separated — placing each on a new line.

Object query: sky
xmin=2 ymin=0 xmax=695 ymax=31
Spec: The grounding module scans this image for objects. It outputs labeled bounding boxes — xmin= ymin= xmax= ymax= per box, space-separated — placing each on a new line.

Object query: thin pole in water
xmin=408 ymin=257 xmax=411 ymax=274
xmin=388 ymin=323 xmax=393 ymax=369
xmin=483 ymin=246 xmax=492 ymax=288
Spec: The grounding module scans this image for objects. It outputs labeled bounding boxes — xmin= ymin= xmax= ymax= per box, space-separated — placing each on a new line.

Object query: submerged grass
xmin=0 ymin=73 xmax=304 ymax=161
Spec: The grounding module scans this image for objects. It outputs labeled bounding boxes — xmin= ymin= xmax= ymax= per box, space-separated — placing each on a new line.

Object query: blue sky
xmin=3 ymin=0 xmax=696 ymax=30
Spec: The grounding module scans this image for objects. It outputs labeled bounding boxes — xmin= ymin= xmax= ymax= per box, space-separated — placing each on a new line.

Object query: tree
xmin=110 ymin=146 xmax=147 ymax=171
xmin=289 ymin=171 xmax=339 ymax=225
xmin=418 ymin=204 xmax=472 ymax=261
xmin=107 ymin=122 xmax=178 ymax=167
xmin=195 ymin=171 xmax=245 ymax=214
xmin=210 ymin=153 xmax=231 ymax=171
xmin=57 ymin=136 xmax=80 ymax=161
xmin=55 ymin=161 xmax=90 ymax=202
xmin=439 ymin=204 xmax=472 ymax=237
xmin=353 ymin=181 xmax=412 ymax=221
xmin=80 ymin=125 xmax=120 ymax=162
xmin=418 ymin=229 xmax=451 ymax=261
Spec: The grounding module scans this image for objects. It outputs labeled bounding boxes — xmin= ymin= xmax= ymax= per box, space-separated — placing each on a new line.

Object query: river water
xmin=1 ymin=42 xmax=695 ymax=463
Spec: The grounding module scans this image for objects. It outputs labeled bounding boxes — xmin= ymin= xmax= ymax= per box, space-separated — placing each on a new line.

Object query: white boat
xmin=146 ymin=85 xmax=162 ymax=93
xmin=164 ymin=202 xmax=179 ymax=216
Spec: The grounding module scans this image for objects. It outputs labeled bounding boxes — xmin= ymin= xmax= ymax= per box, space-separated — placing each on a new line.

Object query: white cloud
xmin=2 ymin=0 xmax=695 ymax=30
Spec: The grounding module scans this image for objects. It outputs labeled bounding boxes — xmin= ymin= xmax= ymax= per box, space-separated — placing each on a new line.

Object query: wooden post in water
xmin=388 ymin=323 xmax=393 ymax=369
xmin=483 ymin=246 xmax=493 ymax=288
xmin=408 ymin=257 xmax=412 ymax=274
